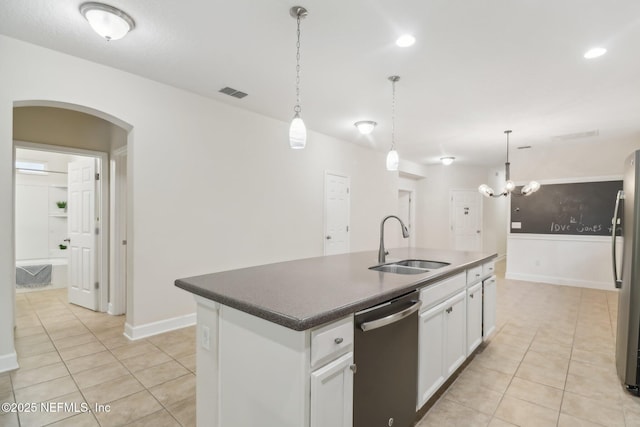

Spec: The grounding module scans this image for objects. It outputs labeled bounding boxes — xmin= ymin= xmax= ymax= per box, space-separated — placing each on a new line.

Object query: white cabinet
xmin=466 ymin=265 xmax=483 ymax=285
xmin=417 ymin=289 xmax=466 ymax=407
xmin=466 ymin=282 xmax=483 ymax=355
xmin=443 ymin=291 xmax=467 ymax=377
xmin=310 ymin=316 xmax=354 ymax=427
xmin=310 ymin=352 xmax=354 ymax=427
xmin=482 ymin=261 xmax=495 ymax=278
xmin=483 ymin=276 xmax=497 ymax=340
xmin=418 ymin=301 xmax=446 ymax=406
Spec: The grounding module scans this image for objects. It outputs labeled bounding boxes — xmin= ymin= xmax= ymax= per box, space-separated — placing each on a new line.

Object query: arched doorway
xmin=12 ymin=101 xmax=132 ymax=320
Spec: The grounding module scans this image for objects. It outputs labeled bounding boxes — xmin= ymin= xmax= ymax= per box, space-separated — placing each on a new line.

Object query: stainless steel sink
xmin=369 ymin=259 xmax=450 ymax=275
xmin=369 ymin=264 xmax=428 ymax=275
xmin=393 ymin=259 xmax=450 ymax=269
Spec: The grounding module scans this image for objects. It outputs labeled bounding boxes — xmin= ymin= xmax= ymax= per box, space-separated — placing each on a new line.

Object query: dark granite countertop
xmin=175 ymin=247 xmax=496 ymax=331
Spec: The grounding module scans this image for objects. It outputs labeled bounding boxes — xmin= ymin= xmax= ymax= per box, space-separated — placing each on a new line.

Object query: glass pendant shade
xmin=80 ymin=3 xmax=135 ymax=41
xmin=522 ymin=180 xmax=541 ymax=196
xmin=478 ymin=184 xmax=495 ymax=198
xmin=386 ymin=149 xmax=399 ymax=171
xmin=289 ymin=115 xmax=307 ymax=149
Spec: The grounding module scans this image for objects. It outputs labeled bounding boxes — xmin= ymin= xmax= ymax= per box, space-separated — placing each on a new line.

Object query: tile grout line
xmin=554 ymin=287 xmax=581 ymax=427
xmin=13 ymin=288 xmax=195 ymax=427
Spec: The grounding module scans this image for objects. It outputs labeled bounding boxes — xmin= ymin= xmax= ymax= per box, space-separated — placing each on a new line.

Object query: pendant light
xmin=80 ymin=2 xmax=135 ymax=41
xmin=478 ymin=130 xmax=541 ymax=198
xmin=386 ymin=76 xmax=401 ymax=171
xmin=289 ymin=6 xmax=308 ymax=149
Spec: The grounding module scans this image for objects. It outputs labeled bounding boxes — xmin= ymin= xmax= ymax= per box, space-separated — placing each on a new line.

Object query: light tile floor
xmin=2 ymin=262 xmax=640 ymax=426
xmin=417 ymin=262 xmax=640 ymax=427
xmin=0 ymin=288 xmax=196 ymax=427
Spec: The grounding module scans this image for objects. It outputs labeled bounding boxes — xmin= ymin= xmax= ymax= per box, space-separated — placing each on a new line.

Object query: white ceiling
xmin=2 ymin=0 xmax=640 ymax=166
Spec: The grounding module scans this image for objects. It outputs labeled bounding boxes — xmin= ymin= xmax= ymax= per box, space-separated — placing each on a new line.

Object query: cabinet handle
xmin=470 ymin=294 xmax=474 ymax=299
xmin=446 ymin=307 xmax=453 ymax=314
xmin=334 ymin=337 xmax=343 ymax=344
xmin=475 ymin=273 xmax=480 ymax=277
xmin=350 ymin=364 xmax=357 ymax=373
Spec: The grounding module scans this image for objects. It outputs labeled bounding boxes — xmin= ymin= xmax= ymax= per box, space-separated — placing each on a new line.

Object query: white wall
xmin=415 ymin=163 xmax=504 ymax=256
xmin=15 ymin=149 xmax=75 ymax=261
xmin=0 ymin=35 xmax=405 ymax=365
xmin=505 ymin=136 xmax=640 ymax=289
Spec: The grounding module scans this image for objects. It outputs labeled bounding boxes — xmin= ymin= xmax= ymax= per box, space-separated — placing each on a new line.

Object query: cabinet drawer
xmin=311 ymin=316 xmax=353 ymax=369
xmin=482 ymin=261 xmax=495 ymax=278
xmin=420 ymin=272 xmax=466 ymax=309
xmin=466 ymin=266 xmax=482 ymax=285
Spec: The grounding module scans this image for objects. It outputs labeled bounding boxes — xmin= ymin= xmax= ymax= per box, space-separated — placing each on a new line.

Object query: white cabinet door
xmin=466 ymin=282 xmax=483 ymax=355
xmin=443 ymin=290 xmax=467 ymax=377
xmin=310 ymin=352 xmax=354 ymax=427
xmin=417 ymin=301 xmax=446 ymax=408
xmin=483 ymin=276 xmax=497 ymax=340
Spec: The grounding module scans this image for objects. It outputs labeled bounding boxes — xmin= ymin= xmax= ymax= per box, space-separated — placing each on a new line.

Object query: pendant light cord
xmin=391 ymin=78 xmax=396 ymax=150
xmin=294 ymin=14 xmax=302 ymax=115
xmin=506 ymin=131 xmax=510 ymax=162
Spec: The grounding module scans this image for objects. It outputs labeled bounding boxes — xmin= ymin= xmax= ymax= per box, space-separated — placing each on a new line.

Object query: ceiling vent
xmin=551 ymin=129 xmax=599 ymax=141
xmin=218 ymin=87 xmax=248 ymax=99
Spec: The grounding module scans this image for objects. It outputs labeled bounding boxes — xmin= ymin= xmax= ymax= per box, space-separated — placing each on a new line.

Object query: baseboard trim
xmin=124 ymin=313 xmax=196 ymax=340
xmin=0 ymin=352 xmax=19 ymax=373
xmin=505 ymin=272 xmax=613 ymax=290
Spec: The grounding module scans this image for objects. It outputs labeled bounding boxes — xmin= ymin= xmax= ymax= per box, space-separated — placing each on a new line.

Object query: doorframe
xmin=397 ymin=189 xmax=416 ymax=247
xmin=109 ymin=147 xmax=127 ymax=315
xmin=323 ymin=170 xmax=351 ymax=255
xmin=13 ymin=140 xmax=110 ymax=312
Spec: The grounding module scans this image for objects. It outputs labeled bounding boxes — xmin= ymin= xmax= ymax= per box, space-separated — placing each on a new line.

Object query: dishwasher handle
xmin=360 ymin=300 xmax=422 ymax=332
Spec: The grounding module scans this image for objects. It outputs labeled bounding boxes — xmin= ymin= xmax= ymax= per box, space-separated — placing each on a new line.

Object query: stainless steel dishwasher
xmin=353 ymin=291 xmax=421 ymax=427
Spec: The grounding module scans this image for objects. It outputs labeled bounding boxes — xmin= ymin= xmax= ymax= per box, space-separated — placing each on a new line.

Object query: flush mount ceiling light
xmin=396 ymin=34 xmax=416 ymax=47
xmin=354 ymin=120 xmax=377 ymax=135
xmin=288 ymin=6 xmax=309 ymax=149
xmin=584 ymin=47 xmax=607 ymax=59
xmin=79 ymin=2 xmax=135 ymax=41
xmin=440 ymin=157 xmax=455 ymax=166
xmin=478 ymin=130 xmax=541 ymax=198
xmin=386 ymin=76 xmax=401 ymax=171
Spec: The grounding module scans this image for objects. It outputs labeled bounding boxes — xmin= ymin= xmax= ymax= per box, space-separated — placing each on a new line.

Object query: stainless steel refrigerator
xmin=612 ymin=150 xmax=640 ymax=394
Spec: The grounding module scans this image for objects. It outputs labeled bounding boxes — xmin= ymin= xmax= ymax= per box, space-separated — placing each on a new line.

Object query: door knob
xmin=326 ymin=235 xmax=332 ymax=240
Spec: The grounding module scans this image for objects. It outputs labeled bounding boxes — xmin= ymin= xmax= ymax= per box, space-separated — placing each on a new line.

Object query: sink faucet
xmin=378 ymin=215 xmax=410 ymax=263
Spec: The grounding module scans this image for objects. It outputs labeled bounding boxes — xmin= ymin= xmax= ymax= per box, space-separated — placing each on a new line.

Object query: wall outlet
xmin=201 ymin=325 xmax=210 ymax=351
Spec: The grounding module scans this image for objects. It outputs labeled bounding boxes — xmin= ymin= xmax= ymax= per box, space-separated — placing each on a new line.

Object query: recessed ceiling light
xmin=584 ymin=47 xmax=606 ymax=59
xmin=396 ymin=34 xmax=416 ymax=47
xmin=354 ymin=120 xmax=377 ymax=135
xmin=440 ymin=157 xmax=455 ymax=166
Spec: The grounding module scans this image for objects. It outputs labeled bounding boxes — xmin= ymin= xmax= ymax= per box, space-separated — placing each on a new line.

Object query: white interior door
xmin=324 ymin=172 xmax=350 ymax=255
xmin=451 ymin=190 xmax=482 ymax=251
xmin=68 ymin=158 xmax=99 ymax=310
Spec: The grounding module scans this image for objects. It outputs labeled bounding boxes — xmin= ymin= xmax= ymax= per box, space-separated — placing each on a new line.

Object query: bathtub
xmin=16 ymin=258 xmax=68 ymax=288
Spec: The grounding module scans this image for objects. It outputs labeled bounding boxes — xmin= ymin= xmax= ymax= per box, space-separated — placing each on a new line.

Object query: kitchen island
xmin=175 ymin=247 xmax=497 ymax=427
